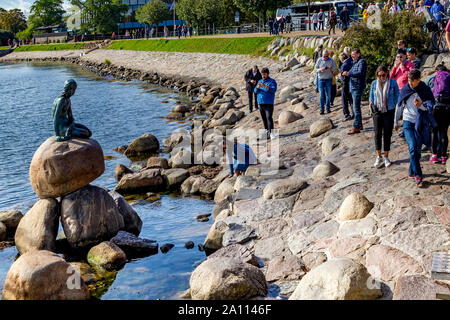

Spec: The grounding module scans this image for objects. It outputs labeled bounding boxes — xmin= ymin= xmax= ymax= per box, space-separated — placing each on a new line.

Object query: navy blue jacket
xmin=340 ymin=57 xmax=353 ymax=84
xmin=348 ymin=57 xmax=367 ymax=93
xmin=340 ymin=10 xmax=350 ymax=23
xmin=398 ymin=82 xmax=437 ymax=147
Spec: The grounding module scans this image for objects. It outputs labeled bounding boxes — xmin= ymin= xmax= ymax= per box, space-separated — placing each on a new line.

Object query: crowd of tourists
xmin=242 ymin=33 xmax=449 ymax=187
xmin=268 ymin=14 xmax=293 ymax=35
xmin=312 ymin=40 xmax=448 ymax=187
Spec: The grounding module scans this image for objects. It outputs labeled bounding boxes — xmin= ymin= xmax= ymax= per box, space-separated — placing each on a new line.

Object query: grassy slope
xmin=13 ymin=43 xmax=86 ymax=52
xmin=0 ymin=46 xmax=10 ymax=50
xmin=106 ymin=37 xmax=275 ymax=55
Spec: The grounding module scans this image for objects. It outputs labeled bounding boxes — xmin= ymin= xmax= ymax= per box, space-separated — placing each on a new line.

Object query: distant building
xmin=120 ymin=0 xmax=185 ymax=34
xmin=32 ymin=24 xmax=68 ymax=44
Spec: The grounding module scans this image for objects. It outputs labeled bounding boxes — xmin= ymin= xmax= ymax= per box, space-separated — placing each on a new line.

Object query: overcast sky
xmin=0 ymin=0 xmax=71 ymax=16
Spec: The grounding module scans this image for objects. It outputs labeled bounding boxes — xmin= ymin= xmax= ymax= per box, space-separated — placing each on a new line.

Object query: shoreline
xmin=2 ymin=45 xmax=450 ymax=301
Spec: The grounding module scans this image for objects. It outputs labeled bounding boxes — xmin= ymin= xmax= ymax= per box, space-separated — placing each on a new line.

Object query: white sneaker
xmin=270 ymin=132 xmax=276 ymax=140
xmin=374 ymin=157 xmax=383 ymax=167
xmin=384 ymin=157 xmax=392 ymax=167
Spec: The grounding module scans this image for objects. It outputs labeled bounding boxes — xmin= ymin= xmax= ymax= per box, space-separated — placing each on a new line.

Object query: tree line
xmin=1 ymin=0 xmax=300 ymax=41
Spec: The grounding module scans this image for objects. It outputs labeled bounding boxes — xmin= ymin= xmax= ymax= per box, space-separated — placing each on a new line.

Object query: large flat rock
xmin=30 ymin=137 xmax=104 ymax=198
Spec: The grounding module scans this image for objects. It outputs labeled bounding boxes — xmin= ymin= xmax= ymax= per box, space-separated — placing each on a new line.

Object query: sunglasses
xmin=377 ymin=73 xmax=387 ymax=78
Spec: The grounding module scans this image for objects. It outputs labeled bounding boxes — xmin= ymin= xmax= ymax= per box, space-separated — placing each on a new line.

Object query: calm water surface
xmin=0 ymin=62 xmax=213 ymax=299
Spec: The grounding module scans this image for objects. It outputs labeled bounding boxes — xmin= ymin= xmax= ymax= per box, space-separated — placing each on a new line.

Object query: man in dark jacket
xmin=339 ymin=53 xmax=354 ymax=120
xmin=268 ymin=16 xmax=274 ymax=35
xmin=340 ymin=6 xmax=350 ymax=31
xmin=245 ymin=65 xmax=262 ymax=113
xmin=286 ymin=13 xmax=292 ymax=33
xmin=342 ymin=48 xmax=367 ymax=134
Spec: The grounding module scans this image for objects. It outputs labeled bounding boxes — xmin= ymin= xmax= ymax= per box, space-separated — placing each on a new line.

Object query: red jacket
xmin=390 ymin=60 xmax=415 ymax=90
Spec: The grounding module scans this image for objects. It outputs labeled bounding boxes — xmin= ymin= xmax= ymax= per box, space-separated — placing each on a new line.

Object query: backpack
xmin=329 ymin=12 xmax=337 ymax=25
xmin=433 ymin=71 xmax=450 ymax=104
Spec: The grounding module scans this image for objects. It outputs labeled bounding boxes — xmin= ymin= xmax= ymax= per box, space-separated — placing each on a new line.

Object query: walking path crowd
xmin=243 ymin=30 xmax=449 ymax=188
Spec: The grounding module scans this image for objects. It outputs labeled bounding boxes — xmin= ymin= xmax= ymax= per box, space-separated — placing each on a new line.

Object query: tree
xmin=71 ymin=0 xmax=128 ymax=34
xmin=29 ymin=0 xmax=65 ymax=27
xmin=177 ymin=0 xmax=238 ymax=28
xmin=135 ymin=0 xmax=171 ymax=26
xmin=177 ymin=0 xmax=200 ymax=26
xmin=233 ymin=0 xmax=292 ymax=19
xmin=342 ymin=10 xmax=429 ymax=95
xmin=195 ymin=0 xmax=222 ymax=25
xmin=0 ymin=9 xmax=27 ymax=33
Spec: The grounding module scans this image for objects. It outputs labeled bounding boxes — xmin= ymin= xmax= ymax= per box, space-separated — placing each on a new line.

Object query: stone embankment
xmin=1 ymin=36 xmax=449 ymax=300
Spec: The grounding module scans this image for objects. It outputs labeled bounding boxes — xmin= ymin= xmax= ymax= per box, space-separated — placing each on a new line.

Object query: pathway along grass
xmin=14 ymin=43 xmax=86 ymax=52
xmin=106 ymin=37 xmax=275 ymax=55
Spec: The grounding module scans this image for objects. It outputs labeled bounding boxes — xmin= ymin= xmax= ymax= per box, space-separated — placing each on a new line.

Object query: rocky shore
xmin=1 ymin=36 xmax=450 ymax=300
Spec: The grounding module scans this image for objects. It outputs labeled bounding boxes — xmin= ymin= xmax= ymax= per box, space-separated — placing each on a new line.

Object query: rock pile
xmin=3 ymin=135 xmax=155 ymax=300
xmin=266 ymin=36 xmax=343 ymax=72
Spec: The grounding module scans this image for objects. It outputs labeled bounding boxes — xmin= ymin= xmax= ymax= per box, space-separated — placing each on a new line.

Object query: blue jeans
xmin=403 ymin=120 xmax=423 ymax=178
xmin=350 ymin=89 xmax=362 ymax=129
xmin=318 ymin=78 xmax=332 ymax=112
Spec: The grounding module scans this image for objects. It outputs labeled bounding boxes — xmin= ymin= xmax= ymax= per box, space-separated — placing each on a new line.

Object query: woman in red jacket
xmin=390 ymin=48 xmax=415 ymax=90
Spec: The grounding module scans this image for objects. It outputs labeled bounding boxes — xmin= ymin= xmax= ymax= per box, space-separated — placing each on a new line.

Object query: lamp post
xmin=117 ymin=23 xmax=120 ymax=39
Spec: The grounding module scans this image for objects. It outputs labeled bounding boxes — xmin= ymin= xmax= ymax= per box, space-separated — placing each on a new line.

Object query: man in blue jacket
xmin=342 ymin=48 xmax=367 ymax=134
xmin=431 ymin=0 xmax=444 ymax=22
xmin=255 ymin=67 xmax=278 ymax=140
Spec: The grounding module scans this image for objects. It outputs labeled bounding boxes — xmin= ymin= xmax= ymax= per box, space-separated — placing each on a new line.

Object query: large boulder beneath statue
xmin=124 ymin=133 xmax=160 ymax=160
xmin=15 ymin=198 xmax=60 ymax=255
xmin=289 ymin=258 xmax=382 ymax=300
xmin=29 ymin=137 xmax=105 ymax=198
xmin=2 ymin=250 xmax=90 ymax=300
xmin=61 ymin=185 xmax=124 ymax=250
xmin=108 ymin=190 xmax=142 ymax=236
xmin=115 ymin=168 xmax=166 ymax=195
xmin=189 ymin=257 xmax=268 ymax=300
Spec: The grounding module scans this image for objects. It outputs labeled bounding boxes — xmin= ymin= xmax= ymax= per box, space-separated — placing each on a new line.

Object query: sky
xmin=0 ymin=0 xmax=71 ymax=16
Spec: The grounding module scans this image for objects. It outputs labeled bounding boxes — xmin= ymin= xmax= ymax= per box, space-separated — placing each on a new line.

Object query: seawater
xmin=0 ymin=62 xmax=213 ymax=299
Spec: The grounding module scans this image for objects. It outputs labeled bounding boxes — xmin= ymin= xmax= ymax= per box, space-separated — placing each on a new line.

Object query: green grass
xmin=106 ymin=37 xmax=275 ymax=55
xmin=14 ymin=43 xmax=87 ymax=52
xmin=0 ymin=46 xmax=11 ymax=50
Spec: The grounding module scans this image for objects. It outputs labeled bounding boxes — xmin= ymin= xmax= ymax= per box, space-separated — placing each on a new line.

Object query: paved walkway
xmin=117 ymin=29 xmax=345 ymax=41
